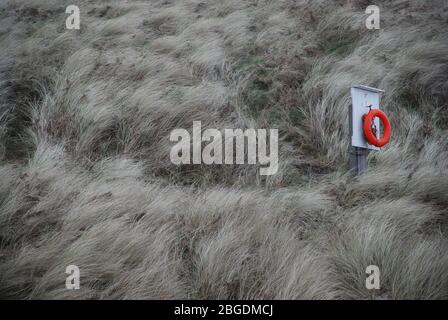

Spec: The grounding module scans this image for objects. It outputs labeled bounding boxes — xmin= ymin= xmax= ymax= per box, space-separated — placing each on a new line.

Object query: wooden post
xmin=349 ymin=146 xmax=369 ymax=175
xmin=348 ymin=103 xmax=368 ymax=175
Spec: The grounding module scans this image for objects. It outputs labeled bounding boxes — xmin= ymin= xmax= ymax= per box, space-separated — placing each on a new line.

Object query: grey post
xmin=349 ymin=103 xmax=369 ymax=175
xmin=349 ymin=146 xmax=369 ymax=175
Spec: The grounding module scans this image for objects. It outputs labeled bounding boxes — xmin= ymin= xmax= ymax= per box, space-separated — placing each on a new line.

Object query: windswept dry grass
xmin=0 ymin=0 xmax=447 ymax=299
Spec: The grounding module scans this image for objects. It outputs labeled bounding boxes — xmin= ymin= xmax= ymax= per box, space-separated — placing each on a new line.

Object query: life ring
xmin=363 ymin=109 xmax=391 ymax=147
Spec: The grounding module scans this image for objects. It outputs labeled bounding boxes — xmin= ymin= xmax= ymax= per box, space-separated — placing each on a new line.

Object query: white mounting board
xmin=350 ymin=85 xmax=384 ymax=150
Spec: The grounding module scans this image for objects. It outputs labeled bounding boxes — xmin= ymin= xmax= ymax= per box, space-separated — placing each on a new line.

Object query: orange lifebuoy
xmin=363 ymin=109 xmax=391 ymax=147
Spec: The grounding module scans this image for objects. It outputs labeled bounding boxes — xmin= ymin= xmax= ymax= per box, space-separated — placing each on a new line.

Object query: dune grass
xmin=0 ymin=0 xmax=447 ymax=299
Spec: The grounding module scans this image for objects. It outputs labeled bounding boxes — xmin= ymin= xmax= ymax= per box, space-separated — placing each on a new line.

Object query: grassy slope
xmin=0 ymin=0 xmax=447 ymax=299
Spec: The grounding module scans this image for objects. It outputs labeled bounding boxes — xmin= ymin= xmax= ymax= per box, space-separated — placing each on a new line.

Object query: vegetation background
xmin=0 ymin=0 xmax=447 ymax=299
